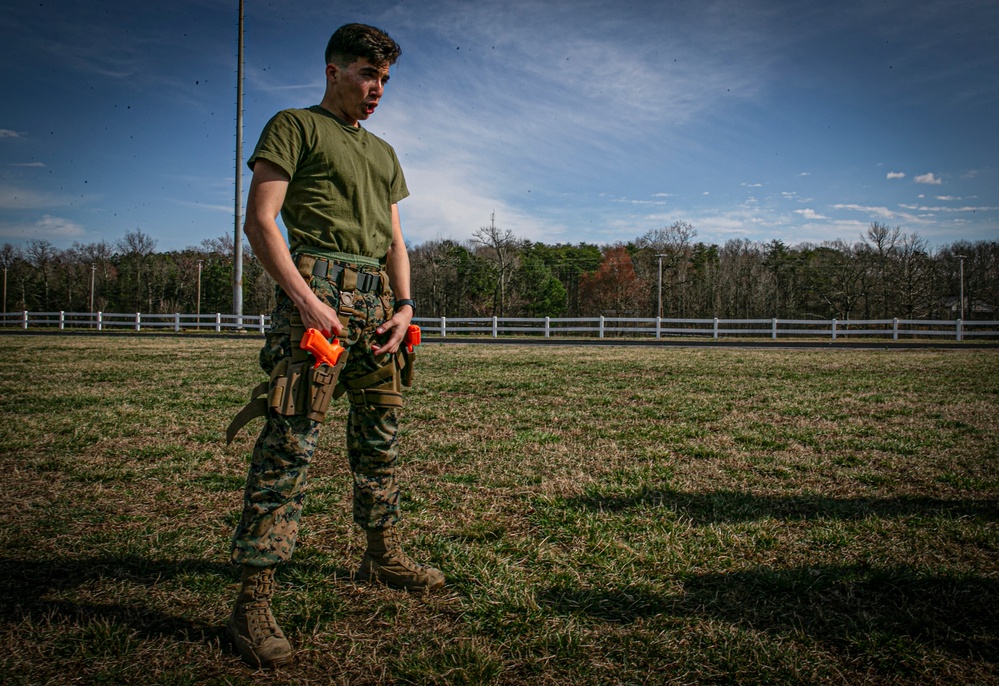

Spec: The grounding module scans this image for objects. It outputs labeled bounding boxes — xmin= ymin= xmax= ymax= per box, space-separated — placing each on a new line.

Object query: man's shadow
xmin=0 ymin=555 xmax=354 ymax=648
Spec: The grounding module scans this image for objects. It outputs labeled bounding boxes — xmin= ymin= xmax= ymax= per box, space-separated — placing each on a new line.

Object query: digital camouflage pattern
xmin=231 ymin=264 xmax=402 ymax=567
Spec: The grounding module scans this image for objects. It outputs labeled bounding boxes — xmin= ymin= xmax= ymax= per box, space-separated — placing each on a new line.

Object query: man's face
xmin=325 ymin=57 xmax=391 ymax=126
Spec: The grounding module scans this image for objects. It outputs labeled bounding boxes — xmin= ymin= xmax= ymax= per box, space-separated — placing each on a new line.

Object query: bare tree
xmin=634 ymin=221 xmax=697 ymax=317
xmin=25 ymin=239 xmax=60 ymax=310
xmin=472 ymin=213 xmax=522 ymax=317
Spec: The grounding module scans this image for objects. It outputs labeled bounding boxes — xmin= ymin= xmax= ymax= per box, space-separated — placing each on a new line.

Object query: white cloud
xmin=0 ymin=129 xmax=22 ymax=138
xmin=794 ymin=208 xmax=827 ymax=220
xmin=8 ymin=162 xmax=45 ymax=168
xmin=899 ymin=203 xmax=999 ymax=213
xmin=830 ymin=203 xmax=896 ymax=219
xmin=915 ymin=172 xmax=942 ymax=185
xmin=886 ymin=171 xmax=906 ymax=180
xmin=0 ymin=215 xmax=86 ymax=241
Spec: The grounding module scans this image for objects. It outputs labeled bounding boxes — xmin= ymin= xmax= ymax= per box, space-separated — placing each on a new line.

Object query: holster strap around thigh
xmin=334 ymin=357 xmax=403 ymax=409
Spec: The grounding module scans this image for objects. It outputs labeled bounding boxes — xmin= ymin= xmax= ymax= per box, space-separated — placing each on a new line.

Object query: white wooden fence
xmin=2 ymin=311 xmax=997 ymax=342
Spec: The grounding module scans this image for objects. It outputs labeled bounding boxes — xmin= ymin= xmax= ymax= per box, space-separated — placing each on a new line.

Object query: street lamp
xmin=955 ymin=255 xmax=967 ymax=320
xmin=89 ymin=264 xmax=95 ymax=318
xmin=197 ymin=259 xmax=204 ymax=328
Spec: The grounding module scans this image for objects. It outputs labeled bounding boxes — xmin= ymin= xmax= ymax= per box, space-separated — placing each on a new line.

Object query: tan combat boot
xmin=356 ymin=527 xmax=445 ymax=591
xmin=227 ymin=565 xmax=294 ymax=668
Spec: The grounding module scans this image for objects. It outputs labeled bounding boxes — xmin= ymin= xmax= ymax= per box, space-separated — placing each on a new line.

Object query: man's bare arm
xmin=243 ymin=159 xmax=343 ymax=338
xmin=373 ymin=203 xmax=412 ymax=355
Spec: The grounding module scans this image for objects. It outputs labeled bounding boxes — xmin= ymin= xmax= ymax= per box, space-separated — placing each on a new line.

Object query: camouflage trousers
xmin=230 ymin=261 xmax=403 ymax=567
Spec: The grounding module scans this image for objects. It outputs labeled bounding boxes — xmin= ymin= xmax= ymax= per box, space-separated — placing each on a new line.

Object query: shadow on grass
xmin=0 ymin=556 xmax=232 ymax=647
xmin=0 ymin=555 xmax=353 ymax=646
xmin=560 ymin=488 xmax=999 ymax=523
xmin=538 ymin=563 xmax=999 ymax=663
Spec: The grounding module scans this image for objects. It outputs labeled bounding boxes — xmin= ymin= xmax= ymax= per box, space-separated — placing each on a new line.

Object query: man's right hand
xmin=297 ymin=294 xmax=343 ymax=339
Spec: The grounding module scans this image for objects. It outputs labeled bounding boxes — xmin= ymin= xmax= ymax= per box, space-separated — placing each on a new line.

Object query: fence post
xmin=135 ymin=312 xmax=141 ymax=331
xmin=259 ymin=315 xmax=265 ymax=334
xmin=441 ymin=316 xmax=447 ymax=338
xmin=713 ymin=318 xmax=719 ymax=339
xmin=492 ymin=316 xmax=498 ymax=338
xmin=957 ymin=319 xmax=963 ymax=342
xmin=22 ymin=310 xmax=28 ymax=329
xmin=599 ymin=316 xmax=605 ymax=339
xmin=831 ymin=318 xmax=837 ymax=340
xmin=893 ymin=318 xmax=899 ymax=341
xmin=215 ymin=313 xmax=221 ymax=333
xmin=771 ymin=318 xmax=777 ymax=340
xmin=545 ymin=316 xmax=550 ymax=339
xmin=97 ymin=312 xmax=103 ymax=331
xmin=656 ymin=317 xmax=662 ymax=340
xmin=174 ymin=313 xmax=181 ymax=332
xmin=60 ymin=311 xmax=65 ymax=330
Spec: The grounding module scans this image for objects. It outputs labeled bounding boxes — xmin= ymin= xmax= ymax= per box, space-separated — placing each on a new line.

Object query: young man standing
xmin=225 ymin=23 xmax=442 ymax=669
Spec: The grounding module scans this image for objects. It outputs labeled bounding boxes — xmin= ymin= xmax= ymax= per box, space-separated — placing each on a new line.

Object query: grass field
xmin=1 ymin=334 xmax=997 ymax=685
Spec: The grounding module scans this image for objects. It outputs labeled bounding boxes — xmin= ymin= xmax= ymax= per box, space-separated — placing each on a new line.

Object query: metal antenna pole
xmin=233 ymin=0 xmax=245 ymax=324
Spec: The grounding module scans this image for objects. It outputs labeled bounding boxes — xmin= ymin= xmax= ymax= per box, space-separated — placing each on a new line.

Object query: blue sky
xmin=2 ymin=0 xmax=997 ymax=253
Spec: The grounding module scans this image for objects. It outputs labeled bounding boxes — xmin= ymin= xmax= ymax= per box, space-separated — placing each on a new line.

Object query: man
xmin=225 ymin=23 xmax=442 ymax=669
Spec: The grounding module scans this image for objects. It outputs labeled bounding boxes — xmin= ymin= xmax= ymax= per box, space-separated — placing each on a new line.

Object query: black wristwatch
xmin=395 ymin=298 xmax=416 ymax=313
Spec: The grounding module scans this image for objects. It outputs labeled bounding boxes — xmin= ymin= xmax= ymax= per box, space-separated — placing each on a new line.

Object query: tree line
xmin=2 ymin=221 xmax=996 ymax=321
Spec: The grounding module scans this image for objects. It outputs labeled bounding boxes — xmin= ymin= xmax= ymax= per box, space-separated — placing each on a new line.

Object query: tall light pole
xmin=955 ymin=255 xmax=967 ymax=320
xmin=233 ymin=0 xmax=245 ymax=325
xmin=656 ymin=253 xmax=667 ymax=319
xmin=197 ymin=259 xmax=204 ymax=327
xmin=89 ymin=264 xmax=95 ymax=314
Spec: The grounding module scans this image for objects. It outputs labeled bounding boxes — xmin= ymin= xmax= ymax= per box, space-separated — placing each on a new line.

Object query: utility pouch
xmin=399 ymin=348 xmax=415 ymax=388
xmin=267 ymin=359 xmax=306 ymax=416
xmin=305 ymin=353 xmax=348 ymax=422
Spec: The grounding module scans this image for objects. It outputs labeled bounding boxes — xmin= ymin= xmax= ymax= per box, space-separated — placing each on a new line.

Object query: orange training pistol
xmin=404 ymin=324 xmax=421 ymax=353
xmin=300 ymin=328 xmax=345 ymax=368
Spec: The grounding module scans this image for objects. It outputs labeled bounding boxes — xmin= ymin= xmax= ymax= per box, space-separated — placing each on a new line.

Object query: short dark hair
xmin=325 ymin=23 xmax=401 ymax=68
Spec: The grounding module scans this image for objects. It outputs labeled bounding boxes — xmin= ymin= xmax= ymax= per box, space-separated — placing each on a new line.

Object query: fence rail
xmin=2 ymin=311 xmax=997 ymax=342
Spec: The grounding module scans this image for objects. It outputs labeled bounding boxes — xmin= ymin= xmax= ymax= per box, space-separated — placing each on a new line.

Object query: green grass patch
xmin=1 ymin=336 xmax=998 ymax=684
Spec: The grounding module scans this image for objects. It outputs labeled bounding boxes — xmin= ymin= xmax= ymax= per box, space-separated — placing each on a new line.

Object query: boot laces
xmin=243 ymin=601 xmax=281 ymax=639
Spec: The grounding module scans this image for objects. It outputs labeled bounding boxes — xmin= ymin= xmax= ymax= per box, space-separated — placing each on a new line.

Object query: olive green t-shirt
xmin=248 ymin=105 xmax=409 ymax=260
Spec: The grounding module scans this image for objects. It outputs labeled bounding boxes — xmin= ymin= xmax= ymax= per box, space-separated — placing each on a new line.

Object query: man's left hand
xmin=372 ymin=305 xmax=413 ymax=355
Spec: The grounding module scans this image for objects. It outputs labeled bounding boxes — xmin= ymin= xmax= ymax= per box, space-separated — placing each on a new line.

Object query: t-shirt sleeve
xmin=247 ymin=110 xmax=302 ymax=179
xmin=389 ymin=147 xmax=410 ymax=205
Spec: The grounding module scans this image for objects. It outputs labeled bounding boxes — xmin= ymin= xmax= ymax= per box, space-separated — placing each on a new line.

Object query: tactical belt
xmin=294 ymin=252 xmax=386 ymax=294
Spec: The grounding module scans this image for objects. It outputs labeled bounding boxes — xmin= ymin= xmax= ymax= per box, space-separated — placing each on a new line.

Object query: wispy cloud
xmin=830 ymin=203 xmax=896 ymax=219
xmin=886 ymin=171 xmax=906 ymax=180
xmin=0 ymin=129 xmax=23 ymax=139
xmin=915 ymin=172 xmax=942 ymax=185
xmin=0 ymin=215 xmax=86 ymax=241
xmin=0 ymin=183 xmax=75 ymax=210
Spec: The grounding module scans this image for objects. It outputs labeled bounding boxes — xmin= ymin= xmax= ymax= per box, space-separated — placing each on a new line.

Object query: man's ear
xmin=325 ymin=63 xmax=338 ymax=83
